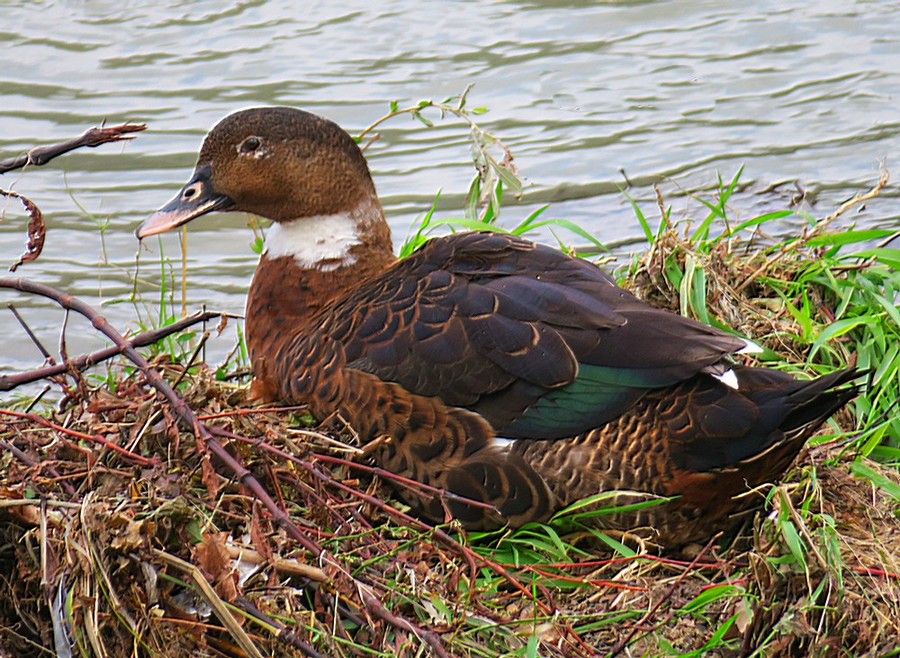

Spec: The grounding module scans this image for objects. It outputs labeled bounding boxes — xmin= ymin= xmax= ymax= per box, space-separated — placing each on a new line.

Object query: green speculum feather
xmin=505 ymin=364 xmax=673 ymax=438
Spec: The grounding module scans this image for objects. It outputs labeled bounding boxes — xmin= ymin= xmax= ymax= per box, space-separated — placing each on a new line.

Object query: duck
xmin=137 ymin=107 xmax=859 ymax=548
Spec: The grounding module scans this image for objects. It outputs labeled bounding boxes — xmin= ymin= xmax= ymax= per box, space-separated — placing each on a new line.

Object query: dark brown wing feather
xmin=323 ymin=232 xmax=748 ymax=439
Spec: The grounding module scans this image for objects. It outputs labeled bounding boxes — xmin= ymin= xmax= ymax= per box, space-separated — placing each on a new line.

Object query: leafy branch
xmin=357 ymin=85 xmax=521 ymax=226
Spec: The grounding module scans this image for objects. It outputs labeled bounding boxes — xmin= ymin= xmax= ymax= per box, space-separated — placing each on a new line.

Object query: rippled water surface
xmin=2 ymin=0 xmax=899 ymax=380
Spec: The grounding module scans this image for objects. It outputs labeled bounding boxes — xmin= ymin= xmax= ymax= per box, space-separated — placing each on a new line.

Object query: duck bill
xmin=136 ymin=165 xmax=235 ymax=239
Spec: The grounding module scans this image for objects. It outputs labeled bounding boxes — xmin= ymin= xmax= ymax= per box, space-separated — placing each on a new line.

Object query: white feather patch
xmin=265 ymin=213 xmax=360 ymax=270
xmin=737 ymin=338 xmax=764 ymax=354
xmin=712 ymin=368 xmax=739 ymax=389
xmin=492 ymin=437 xmax=517 ymax=453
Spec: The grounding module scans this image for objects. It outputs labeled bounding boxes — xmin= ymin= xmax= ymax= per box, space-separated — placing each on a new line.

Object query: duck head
xmin=138 ymin=107 xmax=396 ymax=402
xmin=137 ymin=107 xmax=381 ymax=238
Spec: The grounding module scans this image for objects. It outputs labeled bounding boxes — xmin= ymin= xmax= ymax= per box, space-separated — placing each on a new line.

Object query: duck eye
xmin=239 ymin=136 xmax=262 ymax=154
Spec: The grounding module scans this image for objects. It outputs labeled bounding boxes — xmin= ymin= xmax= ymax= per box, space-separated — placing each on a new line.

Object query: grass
xmin=1 ymin=97 xmax=899 ymax=657
xmin=626 ymin=168 xmax=899 ymax=455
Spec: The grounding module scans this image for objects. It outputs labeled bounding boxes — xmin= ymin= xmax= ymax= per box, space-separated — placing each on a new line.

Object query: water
xmin=2 ymin=0 xmax=899 ymax=386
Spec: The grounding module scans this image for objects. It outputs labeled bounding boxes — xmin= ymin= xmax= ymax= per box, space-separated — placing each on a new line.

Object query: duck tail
xmin=780 ymin=367 xmax=863 ymax=433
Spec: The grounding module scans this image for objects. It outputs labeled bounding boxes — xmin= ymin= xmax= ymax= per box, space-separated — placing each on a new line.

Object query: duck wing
xmin=325 ymin=232 xmax=748 ymax=439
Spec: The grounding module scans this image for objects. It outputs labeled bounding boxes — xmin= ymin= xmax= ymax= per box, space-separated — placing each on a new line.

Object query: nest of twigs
xmin=2 ymin=359 xmax=899 ymax=657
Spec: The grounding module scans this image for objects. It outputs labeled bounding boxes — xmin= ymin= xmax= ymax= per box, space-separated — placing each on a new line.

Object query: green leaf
xmin=780 ymin=520 xmax=808 ymax=571
xmin=399 ymin=192 xmax=441 ymax=258
xmin=727 ymin=210 xmax=795 ymax=236
xmin=806 ymin=229 xmax=897 ymax=247
xmin=465 ymin=174 xmax=481 ymax=221
xmin=625 ymin=192 xmax=654 ymax=243
xmin=809 ymin=316 xmax=875 ymax=360
xmin=414 ymin=112 xmax=434 ymax=128
xmin=516 ymin=218 xmax=607 ymax=251
xmin=493 ymin=161 xmax=523 ymax=195
xmin=850 ymin=460 xmax=900 ymax=500
xmin=681 ymin=585 xmax=742 ymax=613
xmin=591 ymin=531 xmax=637 ymax=558
xmin=512 ymin=205 xmax=551 ymax=233
xmin=690 ymin=260 xmax=710 ymax=323
xmin=427 ymin=217 xmax=513 ymax=233
xmin=849 ymin=248 xmax=900 ymax=269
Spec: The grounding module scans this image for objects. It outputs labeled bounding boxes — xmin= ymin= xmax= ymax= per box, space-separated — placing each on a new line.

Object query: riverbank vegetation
xmin=1 ymin=97 xmax=898 ymax=657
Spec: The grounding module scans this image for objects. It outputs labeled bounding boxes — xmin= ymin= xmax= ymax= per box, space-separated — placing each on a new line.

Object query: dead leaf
xmin=196 ymin=533 xmax=231 ymax=582
xmin=2 ymin=188 xmax=46 ymax=271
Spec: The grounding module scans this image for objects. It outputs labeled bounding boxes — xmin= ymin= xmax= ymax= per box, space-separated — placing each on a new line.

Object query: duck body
xmin=139 ymin=107 xmax=858 ymax=547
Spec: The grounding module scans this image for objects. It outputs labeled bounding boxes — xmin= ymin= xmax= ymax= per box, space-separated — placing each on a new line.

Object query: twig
xmin=153 ymin=549 xmax=265 ymax=658
xmin=196 ymin=405 xmax=309 ymax=421
xmin=0 ymin=310 xmax=224 ymax=391
xmin=0 ymin=276 xmax=452 ymax=658
xmin=214 ymin=423 xmax=599 ymax=655
xmin=234 ymin=596 xmax=329 ymax=658
xmin=298 ymin=457 xmax=597 ymax=657
xmin=0 ymin=122 xmax=146 ymax=270
xmin=0 ymin=123 xmax=147 ymax=174
xmin=7 ymin=304 xmax=53 ymax=361
xmin=359 ymin=588 xmax=448 ymax=655
xmin=0 ymin=278 xmax=305 ymax=542
xmin=520 ymin=565 xmax=645 ymax=592
xmin=23 ymin=384 xmax=51 ymax=414
xmin=0 ymin=438 xmax=40 ymax=469
xmin=58 ymin=309 xmax=70 ymax=366
xmin=218 ymin=429 xmax=574 ymax=618
xmin=0 ymin=409 xmax=157 ymax=467
xmin=0 ymin=435 xmax=77 ymax=497
xmin=224 ymin=544 xmax=327 ymax=583
xmin=313 ymin=452 xmax=502 ymax=513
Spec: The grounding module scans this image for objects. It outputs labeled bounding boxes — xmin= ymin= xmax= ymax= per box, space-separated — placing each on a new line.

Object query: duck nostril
xmin=183 ymin=185 xmax=198 ymax=200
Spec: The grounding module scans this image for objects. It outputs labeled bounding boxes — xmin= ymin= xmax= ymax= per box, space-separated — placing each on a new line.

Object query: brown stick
xmin=234 ymin=596 xmax=329 ymax=658
xmin=0 ymin=277 xmax=322 ymax=549
xmin=7 ymin=303 xmax=54 ymax=361
xmin=0 ymin=123 xmax=147 ymax=174
xmin=0 ymin=122 xmax=146 ymax=271
xmin=0 ymin=276 xmax=452 ymax=658
xmin=313 ymin=452 xmax=501 ymax=513
xmin=0 ymin=310 xmax=223 ymax=391
xmin=0 ymin=409 xmax=158 ymax=467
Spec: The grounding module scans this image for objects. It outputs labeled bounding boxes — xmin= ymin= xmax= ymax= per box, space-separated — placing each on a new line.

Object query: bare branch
xmin=0 ymin=309 xmax=224 ymax=391
xmin=7 ymin=303 xmax=53 ymax=361
xmin=0 ymin=122 xmax=146 ymax=270
xmin=0 ymin=409 xmax=157 ymax=467
xmin=0 ymin=123 xmax=147 ymax=174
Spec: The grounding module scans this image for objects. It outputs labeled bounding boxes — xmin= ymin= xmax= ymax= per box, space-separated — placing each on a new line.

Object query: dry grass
xmin=1 ymin=344 xmax=898 ymax=657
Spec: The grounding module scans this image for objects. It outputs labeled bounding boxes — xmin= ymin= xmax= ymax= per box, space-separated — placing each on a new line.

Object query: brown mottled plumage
xmin=138 ymin=107 xmax=859 ymax=547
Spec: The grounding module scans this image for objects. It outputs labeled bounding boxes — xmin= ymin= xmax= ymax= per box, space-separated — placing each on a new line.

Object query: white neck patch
xmin=265 ymin=212 xmax=361 ymax=270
